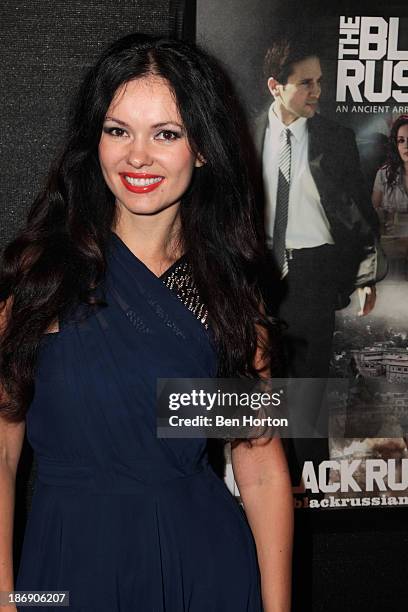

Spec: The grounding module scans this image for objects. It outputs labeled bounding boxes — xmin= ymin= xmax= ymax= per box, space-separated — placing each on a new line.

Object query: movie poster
xmin=197 ymin=1 xmax=408 ymax=510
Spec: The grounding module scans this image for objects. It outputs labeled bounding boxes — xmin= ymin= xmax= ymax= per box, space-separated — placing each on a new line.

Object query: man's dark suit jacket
xmin=254 ymin=109 xmax=380 ymax=308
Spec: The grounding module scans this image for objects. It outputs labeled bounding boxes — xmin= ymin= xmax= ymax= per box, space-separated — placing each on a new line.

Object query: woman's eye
xmin=156 ymin=130 xmax=181 ymax=141
xmin=103 ymin=126 xmax=126 ymax=137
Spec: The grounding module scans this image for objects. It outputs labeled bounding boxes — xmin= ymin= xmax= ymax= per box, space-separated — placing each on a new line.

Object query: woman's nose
xmin=127 ymin=140 xmax=153 ymax=168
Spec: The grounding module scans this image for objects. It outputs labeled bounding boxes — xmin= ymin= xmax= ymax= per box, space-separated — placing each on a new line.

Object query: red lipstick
xmin=119 ymin=172 xmax=164 ymax=193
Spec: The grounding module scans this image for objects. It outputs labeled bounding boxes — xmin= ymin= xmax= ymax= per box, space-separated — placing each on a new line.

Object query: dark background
xmin=0 ymin=0 xmax=194 ymax=246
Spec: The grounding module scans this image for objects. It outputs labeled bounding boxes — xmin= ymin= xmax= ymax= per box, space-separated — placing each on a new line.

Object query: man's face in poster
xmin=268 ymin=55 xmax=322 ymax=123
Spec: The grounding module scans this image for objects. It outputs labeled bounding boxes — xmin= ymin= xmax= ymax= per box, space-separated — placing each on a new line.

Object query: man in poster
xmin=256 ymin=35 xmax=380 ymax=380
xmin=255 ymin=35 xmax=381 ymax=474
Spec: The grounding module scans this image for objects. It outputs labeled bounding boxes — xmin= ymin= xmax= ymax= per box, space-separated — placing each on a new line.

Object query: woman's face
xmin=98 ymin=76 xmax=203 ymax=221
xmin=396 ymin=123 xmax=408 ymax=163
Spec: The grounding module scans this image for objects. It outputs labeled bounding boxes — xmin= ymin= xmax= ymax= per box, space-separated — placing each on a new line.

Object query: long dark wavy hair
xmin=0 ymin=33 xmax=272 ymax=422
xmin=384 ymin=114 xmax=408 ymax=188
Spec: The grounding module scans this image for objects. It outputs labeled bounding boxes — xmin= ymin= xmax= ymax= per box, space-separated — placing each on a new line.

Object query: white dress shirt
xmin=263 ymin=103 xmax=334 ymax=249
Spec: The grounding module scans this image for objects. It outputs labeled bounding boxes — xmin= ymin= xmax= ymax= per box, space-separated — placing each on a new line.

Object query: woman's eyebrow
xmin=152 ymin=121 xmax=184 ymax=129
xmin=104 ymin=117 xmax=184 ymax=130
xmin=104 ymin=116 xmax=129 ymax=127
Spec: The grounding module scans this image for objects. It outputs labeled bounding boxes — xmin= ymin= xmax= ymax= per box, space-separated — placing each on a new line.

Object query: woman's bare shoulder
xmin=45 ymin=320 xmax=60 ymax=334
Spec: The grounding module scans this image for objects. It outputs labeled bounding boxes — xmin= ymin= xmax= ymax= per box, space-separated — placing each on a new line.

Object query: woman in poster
xmin=0 ymin=34 xmax=292 ymax=612
xmin=372 ymin=115 xmax=408 ymax=256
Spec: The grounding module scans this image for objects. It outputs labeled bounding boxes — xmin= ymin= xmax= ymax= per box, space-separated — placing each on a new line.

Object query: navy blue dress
xmin=16 ymin=233 xmax=262 ymax=611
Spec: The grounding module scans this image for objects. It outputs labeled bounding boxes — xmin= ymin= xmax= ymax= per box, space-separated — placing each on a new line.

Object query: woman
xmin=0 ymin=34 xmax=292 ymax=611
xmin=372 ymin=114 xmax=408 ymax=231
xmin=372 ymin=115 xmax=408 ymax=280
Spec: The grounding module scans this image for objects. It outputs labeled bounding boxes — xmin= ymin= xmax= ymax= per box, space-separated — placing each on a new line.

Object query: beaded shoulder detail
xmin=161 ymin=258 xmax=209 ymax=329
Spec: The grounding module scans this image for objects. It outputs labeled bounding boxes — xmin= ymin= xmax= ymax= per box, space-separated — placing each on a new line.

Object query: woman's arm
xmin=371 ymin=164 xmax=385 ymax=214
xmin=231 ymin=311 xmax=293 ymax=612
xmin=371 ymin=189 xmax=383 ymax=210
xmin=232 ymin=436 xmax=293 ymax=612
xmin=372 ymin=189 xmax=393 ymax=236
xmin=0 ymin=418 xmax=25 ymax=596
xmin=0 ymin=300 xmax=24 ymax=610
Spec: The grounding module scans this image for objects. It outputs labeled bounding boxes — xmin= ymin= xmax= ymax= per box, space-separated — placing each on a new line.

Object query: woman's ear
xmin=195 ymin=152 xmax=206 ymax=167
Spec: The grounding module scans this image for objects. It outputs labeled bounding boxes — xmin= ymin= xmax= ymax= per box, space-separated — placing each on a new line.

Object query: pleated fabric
xmin=16 ymin=233 xmax=262 ymax=611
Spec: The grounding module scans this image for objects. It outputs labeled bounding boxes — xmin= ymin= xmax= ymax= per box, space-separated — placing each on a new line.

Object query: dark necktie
xmin=272 ymin=127 xmax=291 ymax=278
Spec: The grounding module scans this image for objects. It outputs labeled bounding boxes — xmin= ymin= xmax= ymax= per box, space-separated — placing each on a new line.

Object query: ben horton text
xmin=167 ymin=389 xmax=288 ymax=429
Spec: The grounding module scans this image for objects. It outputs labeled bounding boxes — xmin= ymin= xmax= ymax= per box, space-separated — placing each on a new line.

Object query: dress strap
xmin=160 ymin=258 xmax=209 ymax=329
